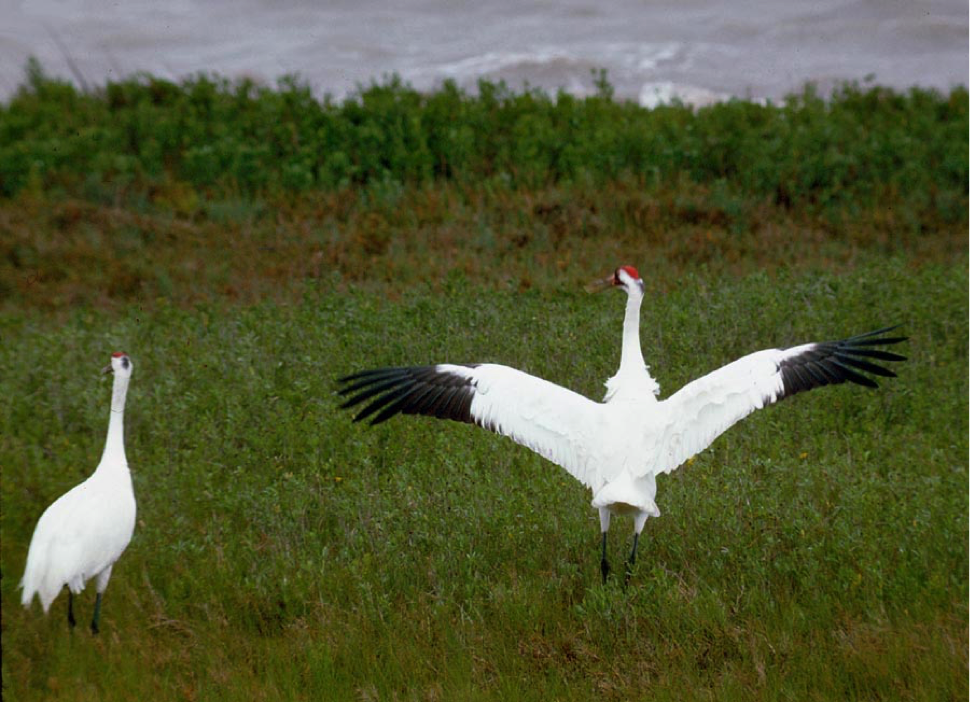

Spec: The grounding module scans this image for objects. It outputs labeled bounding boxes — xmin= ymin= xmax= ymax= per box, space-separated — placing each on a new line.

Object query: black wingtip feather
xmin=833 ymin=352 xmax=898 ymax=378
xmin=337 ymin=364 xmax=480 ymax=427
xmin=777 ymin=325 xmax=906 ymax=400
xmin=845 ymin=324 xmax=904 ymax=340
xmin=853 ymin=335 xmax=909 ymax=346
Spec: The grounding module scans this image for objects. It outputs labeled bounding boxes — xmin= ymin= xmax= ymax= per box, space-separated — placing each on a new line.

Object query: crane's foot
xmin=90 ymin=592 xmax=103 ymax=635
xmin=600 ymin=531 xmax=611 ymax=583
xmin=623 ymin=534 xmax=640 ymax=587
xmin=67 ymin=592 xmax=76 ymax=629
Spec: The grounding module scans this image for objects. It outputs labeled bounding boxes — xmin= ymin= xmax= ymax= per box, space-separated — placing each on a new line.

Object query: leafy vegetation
xmin=0 ymin=64 xmax=967 ymax=699
xmin=1 ymin=58 xmax=967 ymax=227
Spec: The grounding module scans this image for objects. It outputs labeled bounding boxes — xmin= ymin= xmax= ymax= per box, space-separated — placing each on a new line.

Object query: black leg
xmin=600 ymin=532 xmax=611 ymax=583
xmin=90 ymin=592 xmax=103 ymax=635
xmin=623 ymin=533 xmax=640 ymax=586
xmin=67 ymin=591 xmax=76 ymax=629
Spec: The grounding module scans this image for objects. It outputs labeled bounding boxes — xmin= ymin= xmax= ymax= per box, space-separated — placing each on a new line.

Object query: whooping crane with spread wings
xmin=338 ymin=267 xmax=906 ymax=583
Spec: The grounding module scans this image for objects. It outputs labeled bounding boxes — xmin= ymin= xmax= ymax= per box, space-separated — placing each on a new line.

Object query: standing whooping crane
xmin=21 ymin=352 xmax=137 ymax=633
xmin=338 ymin=266 xmax=906 ymax=583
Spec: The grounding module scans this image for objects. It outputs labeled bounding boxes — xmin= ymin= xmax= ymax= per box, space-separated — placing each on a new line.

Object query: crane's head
xmin=103 ymin=352 xmax=133 ymax=377
xmin=585 ymin=265 xmax=644 ymax=295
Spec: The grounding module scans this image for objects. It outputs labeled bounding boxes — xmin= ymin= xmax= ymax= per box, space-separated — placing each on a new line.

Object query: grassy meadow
xmin=1 ymin=67 xmax=967 ymax=700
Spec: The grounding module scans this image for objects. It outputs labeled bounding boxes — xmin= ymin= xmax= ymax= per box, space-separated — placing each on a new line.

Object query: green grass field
xmin=1 ymin=68 xmax=967 ymax=700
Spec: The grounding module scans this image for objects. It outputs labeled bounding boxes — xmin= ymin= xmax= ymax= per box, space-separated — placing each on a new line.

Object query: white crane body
xmin=21 ymin=468 xmax=135 ymax=611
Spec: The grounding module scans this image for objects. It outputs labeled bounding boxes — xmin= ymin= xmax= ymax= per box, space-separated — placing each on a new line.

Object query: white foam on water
xmin=638 ymin=81 xmax=733 ymax=109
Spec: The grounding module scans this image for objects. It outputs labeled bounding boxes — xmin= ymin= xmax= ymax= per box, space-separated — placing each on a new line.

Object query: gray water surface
xmin=2 ymin=0 xmax=966 ymax=104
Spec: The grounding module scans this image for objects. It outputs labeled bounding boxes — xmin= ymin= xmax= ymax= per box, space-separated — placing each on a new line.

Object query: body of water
xmin=1 ymin=0 xmax=966 ymax=105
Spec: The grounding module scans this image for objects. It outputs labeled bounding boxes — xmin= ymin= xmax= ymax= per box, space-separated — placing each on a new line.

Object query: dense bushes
xmin=1 ymin=58 xmax=966 ymax=228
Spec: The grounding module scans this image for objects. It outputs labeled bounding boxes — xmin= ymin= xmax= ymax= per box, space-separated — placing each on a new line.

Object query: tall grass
xmin=1 ymin=261 xmax=966 ymax=699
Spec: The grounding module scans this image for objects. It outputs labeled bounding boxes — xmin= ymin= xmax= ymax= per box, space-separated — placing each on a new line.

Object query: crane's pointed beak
xmin=584 ymin=274 xmax=614 ymax=293
xmin=102 ymin=364 xmax=114 ymax=375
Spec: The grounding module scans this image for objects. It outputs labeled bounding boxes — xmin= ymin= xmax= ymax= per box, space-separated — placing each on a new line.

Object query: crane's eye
xmin=121 ymin=356 xmax=130 ymax=370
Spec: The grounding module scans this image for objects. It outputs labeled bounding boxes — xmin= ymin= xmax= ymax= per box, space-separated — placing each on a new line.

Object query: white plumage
xmin=339 ymin=266 xmax=906 ymax=582
xmin=21 ymin=352 xmax=137 ymax=633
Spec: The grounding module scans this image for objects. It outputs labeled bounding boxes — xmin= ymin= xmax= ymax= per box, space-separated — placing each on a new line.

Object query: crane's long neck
xmin=604 ymin=285 xmax=660 ymax=402
xmin=619 ymin=288 xmax=645 ymax=373
xmin=99 ymin=373 xmax=130 ymax=470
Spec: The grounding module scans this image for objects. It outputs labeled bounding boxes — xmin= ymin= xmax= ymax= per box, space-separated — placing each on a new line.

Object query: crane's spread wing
xmin=644 ymin=326 xmax=907 ymax=476
xmin=338 ymin=363 xmax=605 ymax=488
